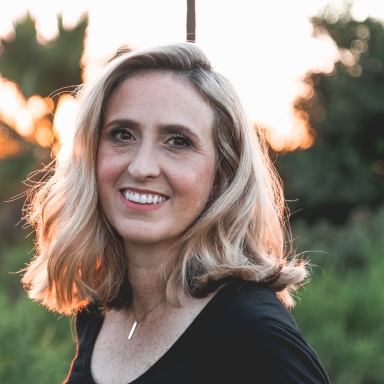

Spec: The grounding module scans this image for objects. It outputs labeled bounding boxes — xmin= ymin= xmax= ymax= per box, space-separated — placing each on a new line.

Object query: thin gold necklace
xmin=128 ymin=299 xmax=164 ymax=340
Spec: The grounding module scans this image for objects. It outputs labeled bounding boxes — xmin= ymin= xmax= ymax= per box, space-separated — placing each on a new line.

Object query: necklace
xmin=127 ymin=299 xmax=163 ymax=340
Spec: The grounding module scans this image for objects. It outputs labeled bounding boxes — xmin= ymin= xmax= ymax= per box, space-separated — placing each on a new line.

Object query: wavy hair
xmin=22 ymin=43 xmax=307 ymax=314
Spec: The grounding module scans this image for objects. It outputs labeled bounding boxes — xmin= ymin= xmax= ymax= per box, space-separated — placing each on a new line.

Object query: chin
xmin=120 ymin=229 xmax=174 ymax=246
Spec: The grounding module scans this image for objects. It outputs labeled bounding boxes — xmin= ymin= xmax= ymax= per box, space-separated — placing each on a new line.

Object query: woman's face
xmin=97 ymin=71 xmax=216 ymax=250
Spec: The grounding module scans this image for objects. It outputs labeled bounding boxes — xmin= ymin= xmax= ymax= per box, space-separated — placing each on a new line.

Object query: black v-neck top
xmin=64 ymin=280 xmax=329 ymax=383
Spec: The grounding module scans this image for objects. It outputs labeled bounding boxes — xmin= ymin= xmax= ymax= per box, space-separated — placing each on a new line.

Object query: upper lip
xmin=120 ymin=187 xmax=168 ymax=197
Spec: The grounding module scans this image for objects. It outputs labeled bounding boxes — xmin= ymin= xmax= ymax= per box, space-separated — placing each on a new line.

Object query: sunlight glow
xmin=27 ymin=95 xmax=48 ymax=120
xmin=81 ymin=0 xmax=186 ymax=81
xmin=15 ymin=109 xmax=34 ymax=136
xmin=1 ymin=0 xmax=384 ymax=154
xmin=0 ymin=126 xmax=20 ymax=159
xmin=34 ymin=118 xmax=53 ymax=148
xmin=0 ymin=78 xmax=34 ymax=137
xmin=196 ymin=0 xmax=339 ymax=151
xmin=0 ymin=77 xmax=56 ymax=156
xmin=53 ymin=94 xmax=79 ymax=162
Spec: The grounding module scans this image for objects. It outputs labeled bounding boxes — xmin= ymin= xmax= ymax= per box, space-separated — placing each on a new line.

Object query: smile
xmin=121 ymin=190 xmax=168 ymax=205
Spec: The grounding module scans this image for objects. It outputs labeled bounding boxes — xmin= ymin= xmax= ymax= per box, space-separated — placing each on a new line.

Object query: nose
xmin=128 ymin=141 xmax=161 ymax=180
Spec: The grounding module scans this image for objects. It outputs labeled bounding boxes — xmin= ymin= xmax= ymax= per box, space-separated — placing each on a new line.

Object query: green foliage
xmin=277 ymin=9 xmax=384 ymax=223
xmin=1 ymin=209 xmax=383 ymax=383
xmin=0 ymin=142 xmax=39 ymax=202
xmin=0 ymin=136 xmax=50 ymax=257
xmin=0 ymin=242 xmax=75 ymax=384
xmin=0 ymin=12 xmax=88 ymax=248
xmin=292 ymin=208 xmax=384 ymax=383
xmin=0 ymin=292 xmax=75 ymax=384
xmin=0 ymin=4 xmax=382 ymax=384
xmin=0 ymin=13 xmax=87 ymax=98
xmin=0 ymin=14 xmax=88 ymax=382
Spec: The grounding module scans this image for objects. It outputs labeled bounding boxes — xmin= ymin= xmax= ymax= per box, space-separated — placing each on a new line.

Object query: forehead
xmin=103 ymin=71 xmax=215 ymax=134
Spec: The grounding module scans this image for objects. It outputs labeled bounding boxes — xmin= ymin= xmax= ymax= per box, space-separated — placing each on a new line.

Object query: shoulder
xmin=218 ymin=280 xmax=298 ymax=331
xmin=212 ymin=280 xmax=330 ymax=383
xmin=64 ymin=305 xmax=104 ymax=383
xmin=73 ymin=304 xmax=104 ymax=347
xmin=75 ymin=304 xmax=103 ymax=328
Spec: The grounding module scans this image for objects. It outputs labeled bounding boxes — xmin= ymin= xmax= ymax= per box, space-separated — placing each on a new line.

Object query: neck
xmin=124 ymin=240 xmax=172 ymax=314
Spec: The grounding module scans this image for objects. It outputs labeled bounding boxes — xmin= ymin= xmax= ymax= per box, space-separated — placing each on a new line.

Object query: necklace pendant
xmin=128 ymin=321 xmax=138 ymax=340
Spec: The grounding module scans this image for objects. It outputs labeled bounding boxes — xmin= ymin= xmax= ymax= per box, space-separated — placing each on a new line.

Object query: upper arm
xmin=235 ymin=318 xmax=330 ymax=384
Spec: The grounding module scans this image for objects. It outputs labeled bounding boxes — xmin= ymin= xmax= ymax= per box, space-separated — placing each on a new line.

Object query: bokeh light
xmin=35 ymin=119 xmax=53 ymax=148
xmin=27 ymin=95 xmax=48 ymax=120
xmin=53 ymin=94 xmax=79 ymax=162
xmin=0 ymin=76 xmax=55 ymax=156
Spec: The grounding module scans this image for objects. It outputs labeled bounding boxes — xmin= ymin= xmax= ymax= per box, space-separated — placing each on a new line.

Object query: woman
xmin=22 ymin=43 xmax=329 ymax=383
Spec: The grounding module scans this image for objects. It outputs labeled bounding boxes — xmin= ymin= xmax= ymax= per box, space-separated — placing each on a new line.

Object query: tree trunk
xmin=186 ymin=0 xmax=196 ymax=42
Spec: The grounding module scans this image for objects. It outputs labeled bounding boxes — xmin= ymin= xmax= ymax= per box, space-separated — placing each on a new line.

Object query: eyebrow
xmin=158 ymin=124 xmax=200 ymax=141
xmin=104 ymin=119 xmax=140 ymax=130
xmin=104 ymin=119 xmax=201 ymax=141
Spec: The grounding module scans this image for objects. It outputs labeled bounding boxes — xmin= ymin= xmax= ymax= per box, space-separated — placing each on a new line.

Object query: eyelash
xmin=108 ymin=129 xmax=192 ymax=149
xmin=109 ymin=128 xmax=133 ymax=143
xmin=167 ymin=134 xmax=191 ymax=148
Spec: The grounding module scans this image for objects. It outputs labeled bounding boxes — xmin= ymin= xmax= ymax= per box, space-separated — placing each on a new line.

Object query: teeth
xmin=122 ymin=190 xmax=167 ymax=205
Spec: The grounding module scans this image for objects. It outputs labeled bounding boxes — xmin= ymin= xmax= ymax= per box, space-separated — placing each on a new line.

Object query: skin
xmin=97 ymin=71 xmax=216 ymax=260
xmin=92 ymin=72 xmax=220 ymax=383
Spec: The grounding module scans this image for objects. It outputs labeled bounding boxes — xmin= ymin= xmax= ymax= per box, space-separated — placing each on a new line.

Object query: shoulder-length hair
xmin=22 ymin=43 xmax=307 ymax=315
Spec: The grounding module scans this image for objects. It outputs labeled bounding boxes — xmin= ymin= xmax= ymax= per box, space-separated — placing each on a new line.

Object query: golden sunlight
xmin=3 ymin=0 xmax=380 ymax=154
xmin=196 ymin=0 xmax=339 ymax=151
xmin=0 ymin=78 xmax=34 ymax=137
xmin=27 ymin=95 xmax=48 ymax=120
xmin=53 ymin=94 xmax=79 ymax=162
xmin=0 ymin=77 xmax=56 ymax=156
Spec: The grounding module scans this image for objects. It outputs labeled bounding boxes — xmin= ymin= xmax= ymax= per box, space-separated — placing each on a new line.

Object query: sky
xmin=1 ymin=0 xmax=384 ymax=152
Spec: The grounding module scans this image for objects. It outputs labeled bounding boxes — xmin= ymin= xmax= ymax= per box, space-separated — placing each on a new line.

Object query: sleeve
xmin=235 ymin=318 xmax=330 ymax=384
xmin=63 ymin=311 xmax=86 ymax=384
xmin=63 ymin=306 xmax=101 ymax=384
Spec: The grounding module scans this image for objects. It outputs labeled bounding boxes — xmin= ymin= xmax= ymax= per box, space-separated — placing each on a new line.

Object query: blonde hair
xmin=22 ymin=43 xmax=307 ymax=315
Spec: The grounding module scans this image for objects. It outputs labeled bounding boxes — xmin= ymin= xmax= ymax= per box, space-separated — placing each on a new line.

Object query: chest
xmin=90 ymin=300 xmax=211 ymax=384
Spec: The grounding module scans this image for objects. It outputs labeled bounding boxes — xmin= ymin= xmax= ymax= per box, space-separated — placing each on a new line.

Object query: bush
xmin=292 ymin=208 xmax=384 ymax=384
xmin=1 ymin=210 xmax=384 ymax=383
xmin=0 ymin=242 xmax=75 ymax=384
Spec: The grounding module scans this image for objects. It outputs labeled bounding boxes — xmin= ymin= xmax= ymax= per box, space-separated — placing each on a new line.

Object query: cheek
xmin=96 ymin=149 xmax=121 ymax=187
xmin=171 ymin=160 xmax=215 ymax=208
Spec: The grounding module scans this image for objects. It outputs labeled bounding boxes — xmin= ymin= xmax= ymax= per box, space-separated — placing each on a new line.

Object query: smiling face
xmin=96 ymin=71 xmax=216 ymax=251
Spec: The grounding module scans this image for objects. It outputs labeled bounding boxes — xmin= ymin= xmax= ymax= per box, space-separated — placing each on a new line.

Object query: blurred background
xmin=1 ymin=0 xmax=384 ymax=382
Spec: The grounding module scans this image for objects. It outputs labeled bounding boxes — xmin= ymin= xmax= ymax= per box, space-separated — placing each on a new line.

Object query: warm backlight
xmin=53 ymin=94 xmax=79 ymax=162
xmin=0 ymin=0 xmax=364 ymax=156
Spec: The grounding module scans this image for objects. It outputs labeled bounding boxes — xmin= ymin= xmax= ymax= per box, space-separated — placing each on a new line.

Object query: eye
xmin=167 ymin=134 xmax=191 ymax=148
xmin=110 ymin=128 xmax=134 ymax=142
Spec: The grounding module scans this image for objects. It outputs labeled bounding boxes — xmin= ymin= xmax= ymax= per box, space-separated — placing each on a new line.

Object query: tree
xmin=0 ymin=13 xmax=88 ymax=264
xmin=276 ymin=4 xmax=384 ymax=223
xmin=0 ymin=15 xmax=88 ymax=381
xmin=0 ymin=12 xmax=87 ymax=98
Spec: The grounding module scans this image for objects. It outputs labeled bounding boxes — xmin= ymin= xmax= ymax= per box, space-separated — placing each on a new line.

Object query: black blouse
xmin=65 ymin=280 xmax=330 ymax=383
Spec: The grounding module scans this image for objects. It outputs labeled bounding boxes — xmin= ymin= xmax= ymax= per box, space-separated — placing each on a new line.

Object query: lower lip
xmin=119 ymin=192 xmax=167 ymax=212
